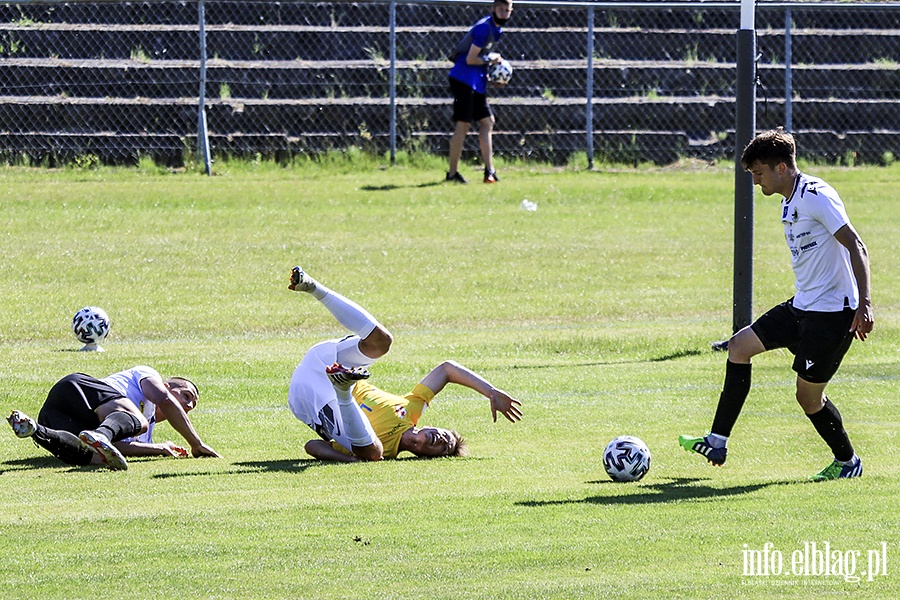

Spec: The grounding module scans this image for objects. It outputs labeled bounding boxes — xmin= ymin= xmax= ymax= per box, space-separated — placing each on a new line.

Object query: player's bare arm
xmin=833 ymin=223 xmax=874 ymax=340
xmin=419 ymin=360 xmax=523 ymax=423
xmin=114 ymin=440 xmax=189 ymax=458
xmin=140 ymin=376 xmax=221 ymax=458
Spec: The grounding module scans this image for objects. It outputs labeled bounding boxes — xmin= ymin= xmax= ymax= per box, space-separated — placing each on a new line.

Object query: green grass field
xmin=1 ymin=159 xmax=898 ymax=599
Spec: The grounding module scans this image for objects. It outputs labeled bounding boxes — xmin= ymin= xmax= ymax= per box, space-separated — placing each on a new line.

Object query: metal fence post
xmin=784 ymin=8 xmax=793 ymax=132
xmin=733 ymin=0 xmax=756 ymax=333
xmin=389 ymin=0 xmax=397 ymax=165
xmin=586 ymin=5 xmax=595 ymax=170
xmin=197 ymin=0 xmax=212 ymax=175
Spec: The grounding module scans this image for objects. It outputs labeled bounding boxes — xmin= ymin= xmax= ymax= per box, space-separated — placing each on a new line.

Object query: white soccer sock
xmin=335 ymin=389 xmax=375 ymax=447
xmin=707 ymin=433 xmax=728 ymax=448
xmin=836 ymin=453 xmax=858 ymax=466
xmin=319 ymin=288 xmax=379 ymax=338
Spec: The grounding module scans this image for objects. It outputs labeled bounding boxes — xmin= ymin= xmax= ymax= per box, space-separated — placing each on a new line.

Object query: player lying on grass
xmin=7 ymin=366 xmax=220 ymax=470
xmin=287 ymin=267 xmax=522 ymax=462
xmin=679 ymin=129 xmax=873 ymax=481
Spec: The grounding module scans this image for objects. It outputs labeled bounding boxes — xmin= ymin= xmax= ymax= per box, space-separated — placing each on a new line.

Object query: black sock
xmin=33 ymin=425 xmax=94 ymax=466
xmin=807 ymin=399 xmax=854 ymax=462
xmin=710 ymin=361 xmax=752 ymax=437
xmin=94 ymin=411 xmax=142 ymax=442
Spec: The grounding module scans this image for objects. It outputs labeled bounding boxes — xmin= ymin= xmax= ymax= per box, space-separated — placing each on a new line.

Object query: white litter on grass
xmin=520 ymin=199 xmax=538 ymax=212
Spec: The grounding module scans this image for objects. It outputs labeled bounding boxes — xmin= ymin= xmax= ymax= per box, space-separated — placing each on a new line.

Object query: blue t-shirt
xmin=449 ymin=15 xmax=502 ymax=94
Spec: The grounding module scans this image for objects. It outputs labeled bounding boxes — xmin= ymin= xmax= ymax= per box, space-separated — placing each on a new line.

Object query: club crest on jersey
xmin=394 ymin=406 xmax=407 ymax=419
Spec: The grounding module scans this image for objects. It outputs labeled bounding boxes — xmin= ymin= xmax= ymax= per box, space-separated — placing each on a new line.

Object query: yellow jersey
xmin=331 ymin=381 xmax=434 ymax=459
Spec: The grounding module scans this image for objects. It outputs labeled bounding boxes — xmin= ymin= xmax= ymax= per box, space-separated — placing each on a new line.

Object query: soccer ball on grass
xmin=603 ymin=435 xmax=651 ymax=482
xmin=487 ymin=59 xmax=513 ymax=85
xmin=72 ymin=306 xmax=110 ymax=351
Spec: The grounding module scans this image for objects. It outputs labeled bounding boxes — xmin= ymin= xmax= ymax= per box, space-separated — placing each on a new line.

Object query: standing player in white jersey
xmin=679 ymin=128 xmax=874 ymax=480
xmin=7 ymin=366 xmax=220 ymax=470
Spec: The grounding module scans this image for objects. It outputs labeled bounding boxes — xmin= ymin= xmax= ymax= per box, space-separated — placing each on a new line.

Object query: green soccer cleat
xmin=809 ymin=457 xmax=862 ymax=481
xmin=678 ymin=434 xmax=727 ymax=466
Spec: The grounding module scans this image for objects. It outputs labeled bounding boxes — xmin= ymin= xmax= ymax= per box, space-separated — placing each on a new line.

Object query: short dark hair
xmin=166 ymin=376 xmax=199 ymax=402
xmin=741 ymin=128 xmax=796 ymax=171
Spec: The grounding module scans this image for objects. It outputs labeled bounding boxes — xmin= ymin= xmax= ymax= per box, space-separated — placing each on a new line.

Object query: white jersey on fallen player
xmin=782 ymin=172 xmax=858 ymax=312
xmin=101 ymin=365 xmax=159 ymax=443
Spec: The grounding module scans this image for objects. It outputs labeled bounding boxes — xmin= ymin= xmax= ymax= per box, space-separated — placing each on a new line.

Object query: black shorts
xmin=37 ymin=373 xmax=124 ymax=434
xmin=750 ymin=299 xmax=855 ymax=384
xmin=450 ymin=77 xmax=492 ymax=124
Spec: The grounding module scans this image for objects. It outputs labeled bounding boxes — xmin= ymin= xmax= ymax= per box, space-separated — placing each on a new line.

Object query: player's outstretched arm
xmin=304 ymin=440 xmax=360 ymax=463
xmin=140 ymin=376 xmax=221 ymax=458
xmin=114 ymin=440 xmax=189 ymax=458
xmin=419 ymin=360 xmax=522 ymax=423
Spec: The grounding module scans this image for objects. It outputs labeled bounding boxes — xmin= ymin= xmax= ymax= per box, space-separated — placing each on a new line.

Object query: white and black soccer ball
xmin=603 ymin=435 xmax=651 ymax=482
xmin=72 ymin=306 xmax=110 ymax=345
xmin=487 ymin=59 xmax=513 ymax=85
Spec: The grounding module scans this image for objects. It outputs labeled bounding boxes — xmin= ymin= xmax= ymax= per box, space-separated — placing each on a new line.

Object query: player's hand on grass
xmin=162 ymin=441 xmax=189 ymax=458
xmin=191 ymin=442 xmax=222 ymax=458
xmin=490 ymin=389 xmax=522 ymax=423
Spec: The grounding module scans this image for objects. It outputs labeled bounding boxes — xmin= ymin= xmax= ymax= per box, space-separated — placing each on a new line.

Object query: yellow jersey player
xmin=287 ymin=267 xmax=522 ymax=462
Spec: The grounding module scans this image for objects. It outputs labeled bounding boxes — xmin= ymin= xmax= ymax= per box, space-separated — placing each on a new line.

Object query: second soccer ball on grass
xmin=603 ymin=435 xmax=651 ymax=482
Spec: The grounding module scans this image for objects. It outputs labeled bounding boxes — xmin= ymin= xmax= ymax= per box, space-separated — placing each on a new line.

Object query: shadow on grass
xmin=0 ymin=456 xmax=71 ymax=472
xmin=509 ymin=349 xmax=703 ymax=370
xmin=360 ymin=180 xmax=445 ymax=192
xmin=150 ymin=459 xmax=322 ymax=478
xmin=517 ymin=476 xmax=799 ymax=507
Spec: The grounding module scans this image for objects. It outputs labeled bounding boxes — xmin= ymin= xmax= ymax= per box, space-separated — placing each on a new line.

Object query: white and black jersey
xmin=782 ymin=173 xmax=858 ymax=312
xmin=101 ymin=365 xmax=159 ymax=444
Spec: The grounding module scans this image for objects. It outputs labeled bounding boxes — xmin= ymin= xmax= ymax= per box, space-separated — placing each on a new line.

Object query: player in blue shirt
xmin=446 ymin=0 xmax=513 ymax=184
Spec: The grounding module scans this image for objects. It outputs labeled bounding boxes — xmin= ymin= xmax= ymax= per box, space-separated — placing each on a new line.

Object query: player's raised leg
xmin=288 ymin=266 xmax=392 ymax=361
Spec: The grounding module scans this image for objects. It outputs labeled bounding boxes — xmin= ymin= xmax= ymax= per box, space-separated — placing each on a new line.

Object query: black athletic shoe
xmin=446 ymin=171 xmax=468 ymax=184
xmin=484 ymin=168 xmax=499 ymax=183
xmin=711 ymin=340 xmax=729 ymax=352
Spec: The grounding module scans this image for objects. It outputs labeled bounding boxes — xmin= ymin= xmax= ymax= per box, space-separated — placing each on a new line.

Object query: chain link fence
xmin=1 ymin=0 xmax=899 ymax=167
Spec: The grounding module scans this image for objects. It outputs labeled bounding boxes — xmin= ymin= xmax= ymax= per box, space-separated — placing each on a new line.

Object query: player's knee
xmin=727 ymin=328 xmax=761 ymax=363
xmin=113 ymin=408 xmax=149 ymax=435
xmin=361 ymin=326 xmax=392 ymax=358
xmin=133 ymin=411 xmax=150 ymax=435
